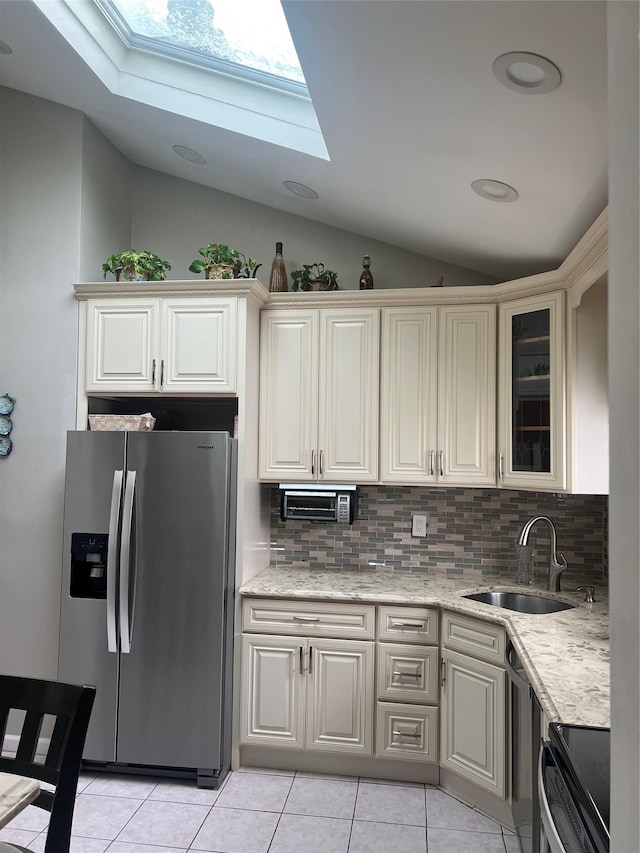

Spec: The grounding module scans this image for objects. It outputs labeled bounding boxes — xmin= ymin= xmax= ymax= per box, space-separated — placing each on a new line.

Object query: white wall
xmin=0 ymin=89 xmax=132 ymax=679
xmin=130 ymin=168 xmax=497 ymax=290
xmin=607 ymin=3 xmax=640 ymax=849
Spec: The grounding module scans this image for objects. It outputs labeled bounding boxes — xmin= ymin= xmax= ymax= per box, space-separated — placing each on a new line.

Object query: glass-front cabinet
xmin=498 ymin=292 xmax=565 ymax=490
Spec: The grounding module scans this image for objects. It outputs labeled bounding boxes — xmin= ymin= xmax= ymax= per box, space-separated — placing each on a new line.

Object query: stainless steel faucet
xmin=517 ymin=516 xmax=567 ymax=592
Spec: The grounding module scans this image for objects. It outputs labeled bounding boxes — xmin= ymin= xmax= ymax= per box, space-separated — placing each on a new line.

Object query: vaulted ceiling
xmin=0 ymin=1 xmax=607 ymax=280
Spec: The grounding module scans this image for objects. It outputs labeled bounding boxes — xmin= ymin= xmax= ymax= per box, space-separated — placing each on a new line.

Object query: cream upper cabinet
xmin=85 ymin=297 xmax=237 ymax=394
xmin=498 ymin=292 xmax=565 ymax=490
xmin=259 ymin=308 xmax=379 ymax=481
xmin=380 ymin=305 xmax=496 ymax=485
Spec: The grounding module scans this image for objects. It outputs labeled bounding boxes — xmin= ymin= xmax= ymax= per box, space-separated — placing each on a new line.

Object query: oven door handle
xmin=538 ymin=743 xmax=567 ymax=853
xmin=505 ymin=639 xmax=532 ymax=696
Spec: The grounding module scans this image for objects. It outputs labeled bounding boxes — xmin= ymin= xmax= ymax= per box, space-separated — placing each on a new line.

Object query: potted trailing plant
xmin=102 ymin=250 xmax=171 ymax=282
xmin=290 ymin=262 xmax=339 ymax=292
xmin=188 ymin=243 xmax=250 ymax=279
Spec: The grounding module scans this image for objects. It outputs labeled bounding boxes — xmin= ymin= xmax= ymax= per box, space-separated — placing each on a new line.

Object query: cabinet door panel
xmin=306 ymin=640 xmax=374 ymax=754
xmin=380 ymin=309 xmax=438 ymax=482
xmin=86 ymin=300 xmax=158 ymax=392
xmin=440 ymin=649 xmax=506 ymax=798
xmin=498 ymin=292 xmax=565 ymax=490
xmin=319 ymin=310 xmax=379 ymax=481
xmin=438 ymin=306 xmax=496 ymax=484
xmin=241 ymin=635 xmax=304 ymax=748
xmin=162 ymin=300 xmax=236 ymax=392
xmin=259 ymin=311 xmax=318 ymax=480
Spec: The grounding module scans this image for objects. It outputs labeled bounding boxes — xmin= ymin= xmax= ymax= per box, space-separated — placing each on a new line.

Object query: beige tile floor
xmin=0 ymin=767 xmax=521 ymax=853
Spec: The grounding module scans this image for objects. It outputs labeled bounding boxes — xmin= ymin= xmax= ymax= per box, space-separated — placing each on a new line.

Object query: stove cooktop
xmin=550 ymin=722 xmax=610 ymax=845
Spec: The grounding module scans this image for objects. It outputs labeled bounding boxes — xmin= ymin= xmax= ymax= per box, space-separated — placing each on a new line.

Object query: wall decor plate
xmin=0 ymin=415 xmax=12 ymax=435
xmin=0 ymin=393 xmax=15 ymax=415
xmin=0 ymin=436 xmax=12 ymax=456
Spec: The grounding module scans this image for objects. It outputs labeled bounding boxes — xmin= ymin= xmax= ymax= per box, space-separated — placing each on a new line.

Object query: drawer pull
xmin=292 ymin=616 xmax=321 ymax=623
xmin=392 ymin=730 xmax=420 ymax=739
xmin=391 ymin=621 xmax=425 ymax=629
xmin=392 ymin=671 xmax=421 ymax=679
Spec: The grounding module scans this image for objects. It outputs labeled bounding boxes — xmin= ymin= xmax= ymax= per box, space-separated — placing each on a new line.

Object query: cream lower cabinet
xmin=85 ymin=297 xmax=237 ymax=393
xmin=440 ymin=612 xmax=507 ymax=798
xmin=380 ymin=305 xmax=496 ymax=485
xmin=241 ymin=599 xmax=376 ymax=755
xmin=375 ymin=606 xmax=439 ymax=763
xmin=242 ymin=634 xmax=374 ymax=754
xmin=259 ymin=308 xmax=379 ymax=481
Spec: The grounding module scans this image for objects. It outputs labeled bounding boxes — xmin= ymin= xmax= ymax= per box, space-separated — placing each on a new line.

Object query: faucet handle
xmin=577 ymin=585 xmax=595 ymax=603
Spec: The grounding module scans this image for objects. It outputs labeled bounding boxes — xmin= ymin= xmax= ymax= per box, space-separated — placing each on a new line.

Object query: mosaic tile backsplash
xmin=269 ymin=486 xmax=608 ymax=585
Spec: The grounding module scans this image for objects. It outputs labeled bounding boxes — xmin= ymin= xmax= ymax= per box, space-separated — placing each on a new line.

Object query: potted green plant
xmin=102 ymin=250 xmax=171 ymax=282
xmin=188 ymin=243 xmax=249 ymax=279
xmin=290 ymin=262 xmax=339 ymax=292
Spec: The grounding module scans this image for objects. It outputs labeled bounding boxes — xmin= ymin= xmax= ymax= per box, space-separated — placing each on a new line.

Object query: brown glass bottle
xmin=359 ymin=255 xmax=374 ymax=290
xmin=269 ymin=242 xmax=288 ymax=292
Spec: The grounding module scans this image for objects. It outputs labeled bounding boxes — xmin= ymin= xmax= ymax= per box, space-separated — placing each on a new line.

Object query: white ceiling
xmin=0 ymin=0 xmax=608 ymax=280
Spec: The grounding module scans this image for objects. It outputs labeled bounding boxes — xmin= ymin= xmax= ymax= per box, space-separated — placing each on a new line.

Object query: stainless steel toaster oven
xmin=279 ymin=484 xmax=358 ymax=524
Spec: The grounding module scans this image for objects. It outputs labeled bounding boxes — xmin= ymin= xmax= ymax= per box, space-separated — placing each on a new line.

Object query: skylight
xmin=100 ymin=0 xmax=306 ymax=88
xmin=34 ymin=0 xmax=328 ymax=159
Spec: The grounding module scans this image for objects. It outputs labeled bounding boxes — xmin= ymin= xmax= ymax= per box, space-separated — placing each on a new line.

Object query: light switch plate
xmin=412 ymin=514 xmax=427 ymax=537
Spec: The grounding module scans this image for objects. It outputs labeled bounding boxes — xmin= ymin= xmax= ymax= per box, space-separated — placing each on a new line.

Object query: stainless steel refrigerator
xmin=57 ymin=430 xmax=237 ymax=789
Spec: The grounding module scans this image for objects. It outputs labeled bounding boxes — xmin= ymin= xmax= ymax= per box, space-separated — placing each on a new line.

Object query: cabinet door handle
xmin=392 ymin=730 xmax=420 ymax=739
xmin=440 ymin=658 xmax=446 ymax=687
xmin=392 ymin=671 xmax=421 ymax=679
xmin=160 ymin=359 xmax=165 ymax=386
xmin=151 ymin=359 xmax=156 ymax=385
xmin=311 ymin=450 xmax=315 ymax=476
xmin=429 ymin=450 xmax=434 ymax=476
xmin=292 ymin=615 xmax=320 ymax=623
xmin=319 ymin=450 xmax=323 ymax=476
xmin=499 ymin=453 xmax=504 ymax=480
xmin=299 ymin=645 xmax=304 ymax=675
xmin=438 ymin=450 xmax=444 ymax=477
xmin=309 ymin=645 xmax=313 ymax=675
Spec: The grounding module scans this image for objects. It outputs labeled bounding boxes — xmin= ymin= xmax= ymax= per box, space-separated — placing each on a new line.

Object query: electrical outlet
xmin=412 ymin=514 xmax=428 ymax=537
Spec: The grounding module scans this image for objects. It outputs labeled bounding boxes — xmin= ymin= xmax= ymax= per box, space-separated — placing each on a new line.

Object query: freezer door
xmin=116 ymin=431 xmax=233 ymax=770
xmin=58 ymin=430 xmax=125 ymax=762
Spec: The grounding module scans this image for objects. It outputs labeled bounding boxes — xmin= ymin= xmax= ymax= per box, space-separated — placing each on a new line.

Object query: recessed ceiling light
xmin=172 ymin=145 xmax=207 ymax=165
xmin=492 ymin=51 xmax=561 ymax=94
xmin=471 ymin=179 xmax=519 ymax=203
xmin=0 ymin=40 xmax=13 ymax=56
xmin=283 ymin=180 xmax=319 ymax=199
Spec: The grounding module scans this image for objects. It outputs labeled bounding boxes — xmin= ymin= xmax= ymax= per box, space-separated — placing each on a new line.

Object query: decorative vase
xmin=116 ymin=268 xmax=149 ymax=282
xmin=205 ymin=264 xmax=238 ymax=280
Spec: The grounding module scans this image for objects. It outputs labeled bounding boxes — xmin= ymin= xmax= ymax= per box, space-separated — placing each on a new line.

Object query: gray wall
xmin=608 ymin=3 xmax=640 ymax=849
xmin=0 ymin=88 xmax=131 ymax=677
xmin=129 ymin=168 xmax=497 ymax=290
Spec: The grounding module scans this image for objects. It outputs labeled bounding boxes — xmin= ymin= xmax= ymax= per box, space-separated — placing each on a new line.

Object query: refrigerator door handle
xmin=119 ymin=469 xmax=137 ymax=655
xmin=107 ymin=470 xmax=124 ymax=653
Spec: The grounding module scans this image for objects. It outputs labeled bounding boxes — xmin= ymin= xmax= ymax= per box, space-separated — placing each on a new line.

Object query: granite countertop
xmin=239 ymin=566 xmax=610 ymax=729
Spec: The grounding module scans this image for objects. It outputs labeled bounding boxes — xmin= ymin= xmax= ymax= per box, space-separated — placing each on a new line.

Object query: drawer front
xmin=377 ymin=606 xmax=438 ymax=644
xmin=441 ymin=611 xmax=506 ymax=665
xmin=376 ymin=702 xmax=438 ymax=762
xmin=242 ymin=598 xmax=375 ymax=639
xmin=377 ymin=643 xmax=439 ymax=704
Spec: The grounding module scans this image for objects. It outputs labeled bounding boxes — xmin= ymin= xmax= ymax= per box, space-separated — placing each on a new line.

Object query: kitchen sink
xmin=462 ymin=591 xmax=575 ymax=614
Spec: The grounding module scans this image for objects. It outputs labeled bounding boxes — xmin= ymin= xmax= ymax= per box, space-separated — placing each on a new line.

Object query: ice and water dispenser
xmin=70 ymin=533 xmax=108 ymax=598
